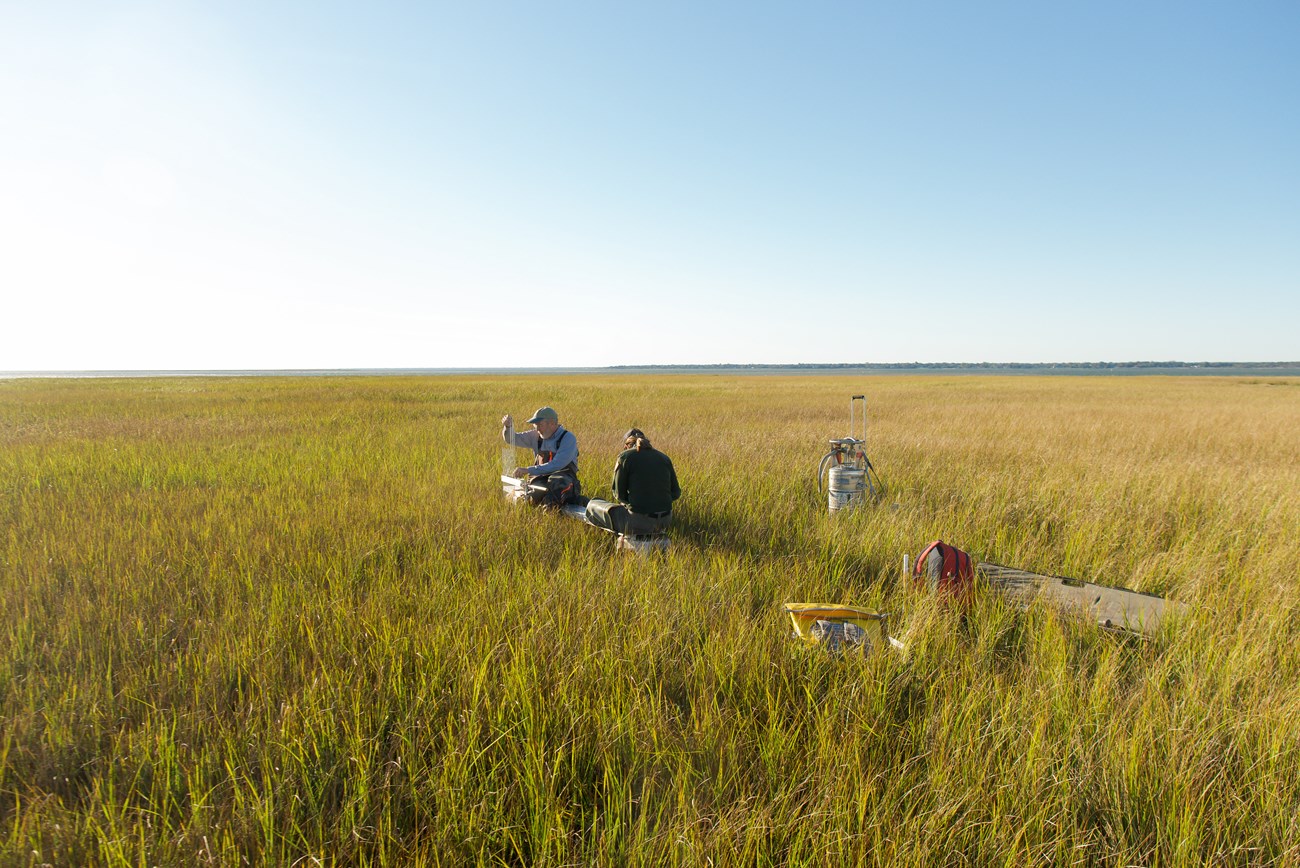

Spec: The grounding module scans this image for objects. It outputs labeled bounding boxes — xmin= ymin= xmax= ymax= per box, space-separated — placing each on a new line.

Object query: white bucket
xmin=827 ymin=465 xmax=866 ymax=511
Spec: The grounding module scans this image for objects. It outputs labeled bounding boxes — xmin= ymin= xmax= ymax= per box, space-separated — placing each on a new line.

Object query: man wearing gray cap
xmin=501 ymin=406 xmax=582 ymax=506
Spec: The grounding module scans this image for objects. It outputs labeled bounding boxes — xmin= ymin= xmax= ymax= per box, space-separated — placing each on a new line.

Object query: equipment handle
xmin=850 ymin=395 xmax=867 ymax=443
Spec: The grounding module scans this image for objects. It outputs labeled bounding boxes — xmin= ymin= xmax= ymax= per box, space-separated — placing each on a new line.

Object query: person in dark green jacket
xmin=585 ymin=428 xmax=681 ymax=536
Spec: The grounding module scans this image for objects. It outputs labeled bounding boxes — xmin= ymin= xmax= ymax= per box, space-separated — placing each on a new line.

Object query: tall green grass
xmin=2 ymin=375 xmax=1297 ymax=865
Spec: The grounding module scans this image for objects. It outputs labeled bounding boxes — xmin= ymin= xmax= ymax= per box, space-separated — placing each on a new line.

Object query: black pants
xmin=525 ymin=471 xmax=583 ymax=507
xmin=585 ymin=499 xmax=671 ymax=535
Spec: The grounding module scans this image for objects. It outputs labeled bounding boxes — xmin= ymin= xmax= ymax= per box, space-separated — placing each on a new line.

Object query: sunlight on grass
xmin=2 ymin=375 xmax=1297 ymax=864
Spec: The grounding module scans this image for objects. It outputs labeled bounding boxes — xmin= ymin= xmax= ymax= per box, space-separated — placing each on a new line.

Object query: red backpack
xmin=914 ymin=540 xmax=975 ymax=596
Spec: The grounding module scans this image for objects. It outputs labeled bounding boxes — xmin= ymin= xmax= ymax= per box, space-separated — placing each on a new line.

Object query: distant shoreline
xmin=3 ymin=362 xmax=1298 ymax=379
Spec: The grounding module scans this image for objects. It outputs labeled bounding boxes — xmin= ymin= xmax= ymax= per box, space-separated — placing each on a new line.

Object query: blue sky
xmin=2 ymin=1 xmax=1297 ymax=369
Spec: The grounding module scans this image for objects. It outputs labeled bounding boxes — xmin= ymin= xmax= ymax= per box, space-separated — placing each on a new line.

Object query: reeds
xmin=2 ymin=374 xmax=1297 ymax=865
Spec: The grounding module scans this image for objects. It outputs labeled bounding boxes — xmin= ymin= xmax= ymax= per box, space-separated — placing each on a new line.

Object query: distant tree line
xmin=608 ymin=361 xmax=1299 ymax=373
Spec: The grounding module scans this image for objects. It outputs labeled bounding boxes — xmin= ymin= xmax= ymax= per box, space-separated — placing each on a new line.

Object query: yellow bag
xmin=784 ymin=603 xmax=891 ymax=649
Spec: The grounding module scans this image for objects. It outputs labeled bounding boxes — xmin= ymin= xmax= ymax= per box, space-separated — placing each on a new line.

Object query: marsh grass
xmin=1 ymin=375 xmax=1298 ymax=865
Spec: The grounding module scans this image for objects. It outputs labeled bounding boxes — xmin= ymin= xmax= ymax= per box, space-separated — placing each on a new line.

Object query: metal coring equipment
xmin=816 ymin=394 xmax=885 ymax=511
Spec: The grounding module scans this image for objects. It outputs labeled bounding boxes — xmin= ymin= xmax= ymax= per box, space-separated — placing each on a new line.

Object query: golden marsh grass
xmin=2 ymin=375 xmax=1298 ymax=865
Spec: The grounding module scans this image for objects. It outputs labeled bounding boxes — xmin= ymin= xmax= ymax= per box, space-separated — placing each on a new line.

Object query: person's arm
xmin=668 ymin=458 xmax=681 ymax=501
xmin=505 ymin=427 xmax=540 ymax=450
xmin=613 ymin=453 xmax=630 ymax=503
xmin=502 ymin=415 xmax=539 ymax=448
xmin=525 ymin=431 xmax=578 ymax=476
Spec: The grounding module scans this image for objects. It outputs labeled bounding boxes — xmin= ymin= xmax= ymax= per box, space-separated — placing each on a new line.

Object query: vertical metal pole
xmin=851 ymin=395 xmax=866 ymax=446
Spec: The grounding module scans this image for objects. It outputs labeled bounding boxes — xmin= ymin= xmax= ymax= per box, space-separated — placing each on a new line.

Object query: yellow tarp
xmin=783 ymin=603 xmax=887 ymax=644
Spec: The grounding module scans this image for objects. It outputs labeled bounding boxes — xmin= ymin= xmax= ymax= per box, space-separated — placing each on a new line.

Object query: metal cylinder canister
xmin=827 ymin=464 xmax=866 ymax=511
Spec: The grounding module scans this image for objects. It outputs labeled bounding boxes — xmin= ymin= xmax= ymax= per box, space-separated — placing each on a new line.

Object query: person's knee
xmin=585 ymin=499 xmax=623 ymax=531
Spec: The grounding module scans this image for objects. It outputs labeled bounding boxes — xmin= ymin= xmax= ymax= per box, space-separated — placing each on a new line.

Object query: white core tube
xmin=502 ymin=418 xmax=515 ymax=476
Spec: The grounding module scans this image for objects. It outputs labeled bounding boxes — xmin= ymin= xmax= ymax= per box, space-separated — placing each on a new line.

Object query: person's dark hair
xmin=623 ymin=428 xmax=651 ymax=451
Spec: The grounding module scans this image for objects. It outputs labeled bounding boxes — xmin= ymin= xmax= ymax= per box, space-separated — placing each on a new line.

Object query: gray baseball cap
xmin=526 ymin=406 xmax=558 ymax=424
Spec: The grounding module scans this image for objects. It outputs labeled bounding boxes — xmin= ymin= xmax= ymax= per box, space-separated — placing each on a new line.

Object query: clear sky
xmin=3 ymin=1 xmax=1297 ymax=369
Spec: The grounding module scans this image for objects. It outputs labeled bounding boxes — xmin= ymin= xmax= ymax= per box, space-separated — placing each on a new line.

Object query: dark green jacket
xmin=613 ymin=447 xmax=681 ymax=515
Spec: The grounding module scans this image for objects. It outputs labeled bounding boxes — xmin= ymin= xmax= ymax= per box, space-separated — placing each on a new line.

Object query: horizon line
xmin=4 ymin=360 xmax=1299 ymax=379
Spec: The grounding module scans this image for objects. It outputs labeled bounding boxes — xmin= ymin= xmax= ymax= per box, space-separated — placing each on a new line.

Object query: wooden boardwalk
xmin=979 ymin=562 xmax=1187 ymax=637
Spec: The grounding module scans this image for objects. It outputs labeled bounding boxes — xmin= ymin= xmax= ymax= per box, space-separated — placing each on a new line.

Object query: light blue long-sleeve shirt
xmin=507 ymin=425 xmax=580 ymax=476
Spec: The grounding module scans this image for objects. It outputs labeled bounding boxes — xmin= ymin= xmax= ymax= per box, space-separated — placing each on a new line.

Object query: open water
xmin=3 ymin=364 xmax=1298 ymax=379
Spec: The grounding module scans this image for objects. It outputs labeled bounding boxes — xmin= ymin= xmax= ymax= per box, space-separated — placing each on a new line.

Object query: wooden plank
xmin=978 ymin=562 xmax=1186 ymax=637
xmin=561 ymin=503 xmax=591 ymax=523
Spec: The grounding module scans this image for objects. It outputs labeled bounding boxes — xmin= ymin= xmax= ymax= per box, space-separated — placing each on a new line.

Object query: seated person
xmin=585 ymin=428 xmax=681 ymax=535
xmin=501 ymin=406 xmax=583 ymax=506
